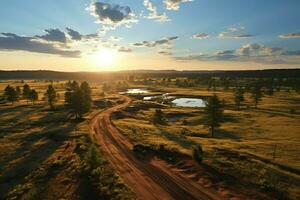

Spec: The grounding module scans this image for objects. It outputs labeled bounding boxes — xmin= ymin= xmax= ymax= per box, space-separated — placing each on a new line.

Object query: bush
xmin=290 ymin=108 xmax=296 ymax=114
xmin=192 ymin=145 xmax=203 ymax=164
xmin=133 ymin=143 xmax=154 ymax=156
xmin=85 ymin=144 xmax=103 ymax=169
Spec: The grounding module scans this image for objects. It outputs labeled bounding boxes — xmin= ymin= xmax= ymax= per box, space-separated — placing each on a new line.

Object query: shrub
xmin=85 ymin=144 xmax=103 ymax=169
xmin=192 ymin=145 xmax=203 ymax=164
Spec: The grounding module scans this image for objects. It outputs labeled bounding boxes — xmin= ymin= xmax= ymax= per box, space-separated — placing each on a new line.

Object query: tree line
xmin=3 ymin=81 xmax=92 ymax=119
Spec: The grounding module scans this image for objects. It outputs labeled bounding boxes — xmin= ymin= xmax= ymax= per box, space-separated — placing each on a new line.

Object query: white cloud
xmin=174 ymin=43 xmax=300 ymax=64
xmin=143 ymin=0 xmax=170 ymax=22
xmin=192 ymin=33 xmax=209 ymax=39
xmin=279 ymin=32 xmax=300 ymax=39
xmin=218 ymin=26 xmax=254 ymax=39
xmin=164 ymin=0 xmax=193 ymax=11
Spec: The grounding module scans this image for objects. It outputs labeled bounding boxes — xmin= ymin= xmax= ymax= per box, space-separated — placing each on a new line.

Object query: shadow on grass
xmin=213 ymin=130 xmax=241 ymax=140
xmin=158 ymin=128 xmax=198 ymax=149
xmin=0 ymin=110 xmax=78 ymax=198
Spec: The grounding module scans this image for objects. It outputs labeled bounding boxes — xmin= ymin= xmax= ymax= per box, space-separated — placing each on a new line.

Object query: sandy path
xmin=90 ymin=96 xmax=220 ymax=200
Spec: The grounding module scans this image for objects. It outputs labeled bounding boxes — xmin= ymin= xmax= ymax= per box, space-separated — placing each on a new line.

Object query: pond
xmin=171 ymin=98 xmax=206 ymax=108
xmin=125 ymin=88 xmax=149 ymax=94
xmin=143 ymin=93 xmax=171 ymax=100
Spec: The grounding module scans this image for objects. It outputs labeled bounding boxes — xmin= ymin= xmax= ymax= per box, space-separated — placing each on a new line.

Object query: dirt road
xmin=90 ymin=96 xmax=222 ymax=200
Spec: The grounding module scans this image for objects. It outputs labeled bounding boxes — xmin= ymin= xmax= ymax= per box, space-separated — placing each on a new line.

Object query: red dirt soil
xmin=89 ymin=96 xmax=271 ymax=200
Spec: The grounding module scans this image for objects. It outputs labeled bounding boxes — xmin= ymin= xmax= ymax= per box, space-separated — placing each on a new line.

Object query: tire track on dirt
xmin=90 ymin=96 xmax=220 ymax=200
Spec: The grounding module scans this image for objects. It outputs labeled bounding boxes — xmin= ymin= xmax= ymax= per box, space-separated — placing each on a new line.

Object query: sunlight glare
xmin=91 ymin=48 xmax=116 ymax=70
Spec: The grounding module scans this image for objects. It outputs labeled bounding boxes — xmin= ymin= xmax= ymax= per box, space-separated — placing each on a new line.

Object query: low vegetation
xmin=0 ymin=80 xmax=134 ymax=199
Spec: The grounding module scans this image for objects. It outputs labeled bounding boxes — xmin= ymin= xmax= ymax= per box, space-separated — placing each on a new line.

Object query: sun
xmin=90 ymin=48 xmax=116 ymax=70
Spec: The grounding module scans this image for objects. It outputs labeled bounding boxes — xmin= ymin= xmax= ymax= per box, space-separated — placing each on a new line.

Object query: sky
xmin=0 ymin=0 xmax=300 ymax=71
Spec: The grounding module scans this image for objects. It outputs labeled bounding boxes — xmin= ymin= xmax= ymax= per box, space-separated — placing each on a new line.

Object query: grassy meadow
xmin=0 ymin=80 xmax=134 ymax=200
xmin=0 ymin=77 xmax=299 ymax=200
xmin=113 ymin=84 xmax=300 ymax=199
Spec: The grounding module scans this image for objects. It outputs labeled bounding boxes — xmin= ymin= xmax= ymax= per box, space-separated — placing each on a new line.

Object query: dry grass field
xmin=1 ymin=79 xmax=299 ymax=199
xmin=113 ymin=85 xmax=300 ymax=199
xmin=0 ymin=80 xmax=133 ymax=200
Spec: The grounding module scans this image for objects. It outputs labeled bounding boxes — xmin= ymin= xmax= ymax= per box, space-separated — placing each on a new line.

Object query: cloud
xmin=118 ymin=46 xmax=132 ymax=52
xmin=218 ymin=26 xmax=254 ymax=39
xmin=174 ymin=43 xmax=300 ymax=64
xmin=133 ymin=36 xmax=178 ymax=48
xmin=192 ymin=33 xmax=209 ymax=39
xmin=0 ymin=33 xmax=80 ymax=57
xmin=281 ymin=50 xmax=300 ymax=56
xmin=66 ymin=28 xmax=82 ymax=40
xmin=158 ymin=51 xmax=172 ymax=55
xmin=279 ymin=32 xmax=300 ymax=39
xmin=87 ymin=1 xmax=137 ymax=30
xmin=143 ymin=0 xmax=170 ymax=22
xmin=164 ymin=0 xmax=193 ymax=11
xmin=36 ymin=28 xmax=67 ymax=43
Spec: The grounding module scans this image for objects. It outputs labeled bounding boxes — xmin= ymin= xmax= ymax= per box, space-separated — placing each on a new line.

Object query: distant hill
xmin=0 ymin=69 xmax=299 ymax=81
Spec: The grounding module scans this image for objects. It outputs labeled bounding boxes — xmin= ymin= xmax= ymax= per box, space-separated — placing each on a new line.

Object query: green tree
xmin=45 ymin=85 xmax=57 ymax=110
xmin=23 ymin=84 xmax=31 ymax=103
xmin=234 ymin=87 xmax=244 ymax=110
xmin=65 ymin=81 xmax=79 ymax=107
xmin=153 ymin=109 xmax=166 ymax=124
xmin=80 ymin=81 xmax=92 ymax=113
xmin=29 ymin=89 xmax=38 ymax=104
xmin=251 ymin=82 xmax=263 ymax=108
xmin=64 ymin=81 xmax=92 ymax=119
xmin=203 ymin=95 xmax=223 ymax=137
xmin=4 ymin=85 xmax=18 ymax=104
xmin=15 ymin=86 xmax=21 ymax=99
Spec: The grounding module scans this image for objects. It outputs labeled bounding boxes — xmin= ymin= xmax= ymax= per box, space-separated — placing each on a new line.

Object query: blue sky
xmin=0 ymin=0 xmax=299 ymax=71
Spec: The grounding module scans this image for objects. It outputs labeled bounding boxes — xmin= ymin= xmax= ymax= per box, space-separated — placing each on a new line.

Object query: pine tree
xmin=80 ymin=81 xmax=92 ymax=114
xmin=234 ymin=87 xmax=244 ymax=110
xmin=251 ymin=81 xmax=263 ymax=108
xmin=4 ymin=85 xmax=18 ymax=104
xmin=64 ymin=81 xmax=92 ymax=119
xmin=23 ymin=84 xmax=31 ymax=103
xmin=203 ymin=95 xmax=223 ymax=137
xmin=15 ymin=86 xmax=21 ymax=99
xmin=29 ymin=89 xmax=38 ymax=104
xmin=45 ymin=85 xmax=57 ymax=110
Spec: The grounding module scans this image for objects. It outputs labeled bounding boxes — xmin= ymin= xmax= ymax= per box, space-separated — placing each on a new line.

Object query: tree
xmin=80 ymin=81 xmax=92 ymax=113
xmin=23 ymin=84 xmax=31 ymax=103
xmin=29 ymin=89 xmax=38 ymax=104
xmin=203 ymin=95 xmax=223 ymax=137
xmin=4 ymin=85 xmax=18 ymax=104
xmin=64 ymin=81 xmax=92 ymax=119
xmin=266 ymin=79 xmax=274 ymax=96
xmin=102 ymin=83 xmax=109 ymax=93
xmin=251 ymin=82 xmax=263 ymax=108
xmin=65 ymin=81 xmax=79 ymax=107
xmin=15 ymin=86 xmax=21 ymax=99
xmin=153 ymin=109 xmax=166 ymax=124
xmin=45 ymin=85 xmax=57 ymax=110
xmin=234 ymin=87 xmax=244 ymax=110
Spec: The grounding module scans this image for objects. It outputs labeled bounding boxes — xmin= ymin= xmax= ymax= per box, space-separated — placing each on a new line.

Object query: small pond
xmin=125 ymin=88 xmax=149 ymax=94
xmin=143 ymin=93 xmax=171 ymax=100
xmin=171 ymin=98 xmax=206 ymax=108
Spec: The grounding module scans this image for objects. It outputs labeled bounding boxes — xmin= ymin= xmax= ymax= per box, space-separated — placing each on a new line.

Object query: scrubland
xmin=113 ymin=85 xmax=300 ymax=200
xmin=0 ymin=80 xmax=133 ymax=200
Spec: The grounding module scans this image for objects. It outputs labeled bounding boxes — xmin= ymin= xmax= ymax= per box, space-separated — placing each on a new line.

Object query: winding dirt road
xmin=89 ymin=96 xmax=222 ymax=200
